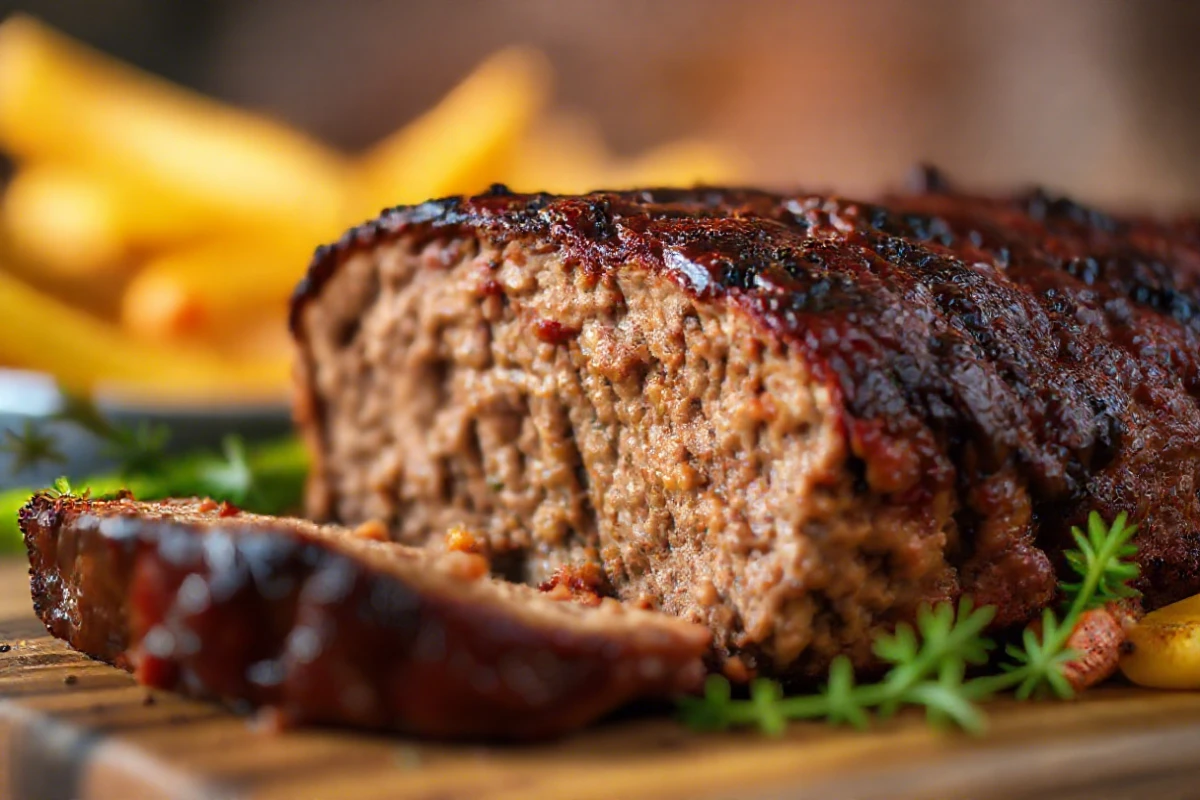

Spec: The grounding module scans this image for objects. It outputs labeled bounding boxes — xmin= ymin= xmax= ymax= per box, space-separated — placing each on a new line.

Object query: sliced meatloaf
xmin=291 ymin=171 xmax=1200 ymax=680
xmin=19 ymin=493 xmax=709 ymax=739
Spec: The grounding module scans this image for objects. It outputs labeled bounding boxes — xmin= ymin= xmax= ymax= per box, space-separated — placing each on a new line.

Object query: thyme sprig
xmin=683 ymin=598 xmax=997 ymax=734
xmin=0 ymin=419 xmax=66 ymax=473
xmin=1 ymin=398 xmax=308 ymax=551
xmin=3 ymin=395 xmax=293 ymax=506
xmin=2 ymin=394 xmax=169 ymax=480
xmin=51 ymin=394 xmax=171 ymax=478
xmin=45 ymin=476 xmax=75 ymax=498
xmin=680 ymin=511 xmax=1140 ymax=735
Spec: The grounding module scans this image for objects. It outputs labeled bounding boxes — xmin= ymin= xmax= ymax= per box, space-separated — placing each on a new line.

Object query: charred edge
xmin=287 ymin=187 xmax=791 ymax=338
xmin=287 ymin=181 xmax=1200 ymax=523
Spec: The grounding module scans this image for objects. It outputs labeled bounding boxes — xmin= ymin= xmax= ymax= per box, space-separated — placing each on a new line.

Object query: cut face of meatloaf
xmin=291 ymin=173 xmax=1200 ymax=680
xmin=19 ymin=494 xmax=709 ymax=739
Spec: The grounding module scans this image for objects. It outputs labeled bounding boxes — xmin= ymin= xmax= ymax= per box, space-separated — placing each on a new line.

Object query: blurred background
xmin=7 ymin=0 xmax=1200 ymax=207
xmin=0 ymin=0 xmax=1199 ymax=483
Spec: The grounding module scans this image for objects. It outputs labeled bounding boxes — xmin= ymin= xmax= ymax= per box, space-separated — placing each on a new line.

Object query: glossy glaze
xmin=293 ymin=176 xmax=1200 ymax=609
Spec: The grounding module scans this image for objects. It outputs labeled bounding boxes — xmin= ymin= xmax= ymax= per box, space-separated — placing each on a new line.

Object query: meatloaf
xmin=19 ymin=493 xmax=708 ymax=739
xmin=291 ymin=170 xmax=1200 ymax=680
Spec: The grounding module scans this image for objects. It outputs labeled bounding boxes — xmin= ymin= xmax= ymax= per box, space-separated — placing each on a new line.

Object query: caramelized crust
xmin=292 ymin=175 xmax=1200 ymax=677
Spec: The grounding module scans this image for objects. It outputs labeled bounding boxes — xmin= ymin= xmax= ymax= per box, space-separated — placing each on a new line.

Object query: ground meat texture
xmin=19 ymin=494 xmax=709 ymax=740
xmin=292 ymin=178 xmax=1200 ymax=680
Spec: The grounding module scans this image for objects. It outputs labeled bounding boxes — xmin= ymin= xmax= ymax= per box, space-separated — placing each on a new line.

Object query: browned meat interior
xmin=293 ymin=182 xmax=1200 ymax=686
xmin=299 ymin=235 xmax=960 ymax=676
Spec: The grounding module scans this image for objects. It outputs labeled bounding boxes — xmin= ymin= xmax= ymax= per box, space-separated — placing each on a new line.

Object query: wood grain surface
xmin=1 ymin=558 xmax=1199 ymax=800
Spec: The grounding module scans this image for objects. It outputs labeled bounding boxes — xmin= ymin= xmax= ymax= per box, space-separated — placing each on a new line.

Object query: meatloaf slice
xmin=291 ymin=179 xmax=1200 ymax=681
xmin=18 ymin=493 xmax=708 ymax=739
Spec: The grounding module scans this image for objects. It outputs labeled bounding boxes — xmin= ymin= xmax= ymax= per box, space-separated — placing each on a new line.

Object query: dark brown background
xmin=4 ymin=0 xmax=1199 ymax=210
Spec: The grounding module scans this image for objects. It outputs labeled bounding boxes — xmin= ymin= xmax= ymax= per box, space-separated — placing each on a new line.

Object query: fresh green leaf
xmin=106 ymin=421 xmax=171 ymax=478
xmin=52 ymin=393 xmax=116 ymax=439
xmin=1 ymin=420 xmax=66 ymax=475
xmin=678 ymin=511 xmax=1141 ymax=736
xmin=750 ymin=679 xmax=786 ymax=736
xmin=196 ymin=437 xmax=253 ymax=500
xmin=827 ymin=656 xmax=870 ymax=729
xmin=1 ymin=435 xmax=308 ymax=553
xmin=677 ymin=675 xmax=734 ymax=731
xmin=908 ymin=681 xmax=986 ymax=734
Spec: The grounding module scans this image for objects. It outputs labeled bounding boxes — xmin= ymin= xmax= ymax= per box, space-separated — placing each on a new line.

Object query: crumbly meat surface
xmin=19 ymin=494 xmax=709 ymax=739
xmin=292 ymin=173 xmax=1200 ymax=679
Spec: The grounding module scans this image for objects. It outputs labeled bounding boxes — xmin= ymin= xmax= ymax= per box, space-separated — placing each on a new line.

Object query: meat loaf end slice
xmin=19 ymin=494 xmax=709 ymax=740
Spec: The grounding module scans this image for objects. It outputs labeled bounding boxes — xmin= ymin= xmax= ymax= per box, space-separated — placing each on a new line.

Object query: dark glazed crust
xmin=292 ymin=176 xmax=1200 ymax=611
xmin=19 ymin=494 xmax=708 ymax=740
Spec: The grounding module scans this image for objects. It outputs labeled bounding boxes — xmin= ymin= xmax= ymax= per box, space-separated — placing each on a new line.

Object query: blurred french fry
xmin=120 ymin=238 xmax=310 ymax=343
xmin=505 ymin=116 xmax=745 ymax=194
xmin=0 ymin=16 xmax=750 ymax=408
xmin=3 ymin=167 xmax=129 ymax=275
xmin=502 ymin=112 xmax=611 ymax=194
xmin=226 ymin=314 xmax=295 ymax=362
xmin=356 ymin=47 xmax=550 ymax=212
xmin=3 ymin=165 xmax=281 ymax=276
xmin=0 ymin=268 xmax=126 ymax=323
xmin=0 ymin=218 xmax=127 ymax=317
xmin=0 ymin=15 xmax=351 ymax=237
xmin=0 ymin=269 xmax=289 ymax=401
xmin=610 ymin=139 xmax=746 ymax=189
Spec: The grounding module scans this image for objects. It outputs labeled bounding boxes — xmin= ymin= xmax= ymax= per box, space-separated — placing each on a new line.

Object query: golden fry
xmin=355 ymin=47 xmax=550 ymax=213
xmin=504 ymin=116 xmax=744 ymax=194
xmin=610 ymin=139 xmax=745 ymax=189
xmin=3 ymin=165 xmax=279 ymax=276
xmin=0 ymin=18 xmax=746 ymax=407
xmin=0 ymin=15 xmax=351 ymax=237
xmin=120 ymin=238 xmax=310 ymax=342
xmin=501 ymin=112 xmax=610 ymax=194
xmin=3 ymin=167 xmax=130 ymax=275
xmin=0 ymin=252 xmax=126 ymax=321
xmin=0 ymin=269 xmax=289 ymax=401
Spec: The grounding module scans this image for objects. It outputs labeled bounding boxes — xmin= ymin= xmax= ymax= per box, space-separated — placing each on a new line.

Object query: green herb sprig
xmin=680 ymin=511 xmax=1140 ymax=735
xmin=51 ymin=394 xmax=171 ymax=477
xmin=0 ymin=419 xmax=66 ymax=473
xmin=1 ymin=396 xmax=308 ymax=551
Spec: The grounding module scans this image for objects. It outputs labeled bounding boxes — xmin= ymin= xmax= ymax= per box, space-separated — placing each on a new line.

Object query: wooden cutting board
xmin=1 ymin=558 xmax=1199 ymax=800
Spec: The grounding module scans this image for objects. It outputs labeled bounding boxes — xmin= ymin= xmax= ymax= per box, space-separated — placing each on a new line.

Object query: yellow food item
xmin=0 ymin=17 xmax=744 ymax=405
xmin=0 ymin=261 xmax=126 ymax=321
xmin=4 ymin=165 xmax=322 ymax=279
xmin=0 ymin=269 xmax=289 ymax=401
xmin=0 ymin=14 xmax=350 ymax=238
xmin=1119 ymin=594 xmax=1200 ymax=689
xmin=503 ymin=112 xmax=611 ymax=194
xmin=505 ymin=117 xmax=743 ymax=195
xmin=613 ymin=138 xmax=745 ymax=188
xmin=120 ymin=237 xmax=313 ymax=343
xmin=3 ymin=167 xmax=128 ymax=274
xmin=355 ymin=47 xmax=550 ymax=213
xmin=1 ymin=165 xmax=243 ymax=276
